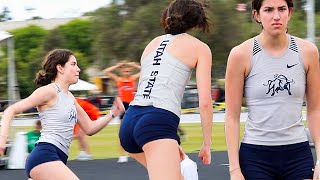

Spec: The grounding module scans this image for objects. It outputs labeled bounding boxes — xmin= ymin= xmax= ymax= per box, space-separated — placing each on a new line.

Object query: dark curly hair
xmin=161 ymin=0 xmax=210 ymax=35
xmin=34 ymin=49 xmax=73 ymax=87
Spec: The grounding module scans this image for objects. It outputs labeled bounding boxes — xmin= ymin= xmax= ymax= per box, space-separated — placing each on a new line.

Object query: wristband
xmin=109 ymin=110 xmax=115 ymax=118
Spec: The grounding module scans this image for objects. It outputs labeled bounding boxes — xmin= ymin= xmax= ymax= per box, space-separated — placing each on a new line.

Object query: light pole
xmin=305 ymin=0 xmax=315 ymax=43
xmin=0 ymin=31 xmax=20 ymax=104
xmin=7 ymin=37 xmax=20 ymax=104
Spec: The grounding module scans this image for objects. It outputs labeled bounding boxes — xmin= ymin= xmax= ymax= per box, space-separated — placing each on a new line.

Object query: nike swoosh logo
xmin=287 ymin=63 xmax=298 ymax=68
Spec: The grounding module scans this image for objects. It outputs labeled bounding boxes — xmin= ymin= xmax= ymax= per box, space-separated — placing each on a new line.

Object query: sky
xmin=0 ymin=0 xmax=112 ymax=21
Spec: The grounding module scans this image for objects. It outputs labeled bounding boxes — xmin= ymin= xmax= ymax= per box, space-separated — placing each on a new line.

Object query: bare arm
xmin=302 ymin=41 xmax=320 ymax=175
xmin=225 ymin=45 xmax=248 ymax=175
xmin=127 ymin=62 xmax=141 ymax=80
xmin=103 ymin=63 xmax=123 ymax=81
xmin=75 ymin=97 xmax=125 ymax=136
xmin=0 ymin=85 xmax=56 ymax=154
xmin=196 ymin=42 xmax=213 ymax=164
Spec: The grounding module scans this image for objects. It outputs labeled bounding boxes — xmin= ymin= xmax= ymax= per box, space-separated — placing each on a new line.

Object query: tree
xmin=90 ymin=4 xmax=125 ymax=66
xmin=42 ymin=29 xmax=66 ymax=52
xmin=10 ymin=25 xmax=48 ymax=98
xmin=57 ymin=19 xmax=93 ymax=59
xmin=0 ymin=7 xmax=12 ymax=22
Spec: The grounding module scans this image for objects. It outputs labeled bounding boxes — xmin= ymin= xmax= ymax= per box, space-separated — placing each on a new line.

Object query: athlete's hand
xmin=0 ymin=137 xmax=7 ymax=156
xmin=116 ymin=62 xmax=125 ymax=68
xmin=230 ymin=168 xmax=245 ymax=180
xmin=313 ymin=162 xmax=320 ymax=180
xmin=111 ymin=97 xmax=125 ymax=117
xmin=198 ymin=143 xmax=211 ymax=164
xmin=179 ymin=146 xmax=185 ymax=161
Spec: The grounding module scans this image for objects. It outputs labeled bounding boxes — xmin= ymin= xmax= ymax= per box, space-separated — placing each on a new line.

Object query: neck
xmin=53 ymin=80 xmax=69 ymax=94
xmin=259 ymin=32 xmax=288 ymax=50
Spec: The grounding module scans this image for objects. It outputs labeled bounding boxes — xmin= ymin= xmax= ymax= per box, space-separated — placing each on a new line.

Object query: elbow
xmin=87 ymin=133 xmax=94 ymax=136
xmin=81 ymin=126 xmax=94 ymax=136
xmin=3 ymin=106 xmax=17 ymax=116
xmin=85 ymin=129 xmax=94 ymax=136
xmin=199 ymin=101 xmax=212 ymax=112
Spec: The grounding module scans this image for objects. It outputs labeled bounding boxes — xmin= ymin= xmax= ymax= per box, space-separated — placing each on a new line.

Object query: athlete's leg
xmin=143 ymin=139 xmax=182 ymax=180
xmin=118 ymin=117 xmax=129 ymax=163
xmin=30 ymin=161 xmax=79 ymax=180
xmin=129 ymin=152 xmax=147 ymax=168
xmin=77 ymin=128 xmax=91 ymax=154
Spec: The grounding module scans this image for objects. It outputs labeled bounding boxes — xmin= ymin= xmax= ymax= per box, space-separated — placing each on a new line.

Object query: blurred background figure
xmin=177 ymin=127 xmax=187 ymax=142
xmin=103 ymin=61 xmax=140 ymax=163
xmin=26 ymin=120 xmax=41 ymax=154
xmin=74 ymin=97 xmax=101 ymax=161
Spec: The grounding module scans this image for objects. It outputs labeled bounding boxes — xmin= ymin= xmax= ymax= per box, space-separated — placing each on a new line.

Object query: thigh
xmin=26 ymin=143 xmax=68 ymax=178
xmin=119 ymin=106 xmax=143 ymax=153
xmin=283 ymin=142 xmax=313 ymax=180
xmin=239 ymin=143 xmax=279 ymax=180
xmin=134 ymin=108 xmax=180 ymax=149
xmin=30 ymin=161 xmax=79 ymax=180
xmin=129 ymin=152 xmax=147 ymax=168
xmin=143 ymin=139 xmax=182 ymax=180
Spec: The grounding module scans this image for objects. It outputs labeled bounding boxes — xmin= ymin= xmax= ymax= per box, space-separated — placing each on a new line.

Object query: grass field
xmin=66 ymin=122 xmax=246 ymax=160
xmin=10 ymin=122 xmax=245 ymax=160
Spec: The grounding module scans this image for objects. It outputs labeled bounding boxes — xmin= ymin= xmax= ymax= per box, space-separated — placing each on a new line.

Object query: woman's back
xmin=131 ymin=34 xmax=197 ymax=117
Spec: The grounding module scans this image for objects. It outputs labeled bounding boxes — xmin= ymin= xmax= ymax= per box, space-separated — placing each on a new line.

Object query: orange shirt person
xmin=73 ymin=98 xmax=101 ymax=160
xmin=103 ymin=61 xmax=140 ymax=163
xmin=117 ymin=77 xmax=136 ymax=104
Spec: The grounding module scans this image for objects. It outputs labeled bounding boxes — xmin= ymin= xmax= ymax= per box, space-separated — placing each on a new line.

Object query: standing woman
xmin=119 ymin=0 xmax=213 ymax=179
xmin=103 ymin=61 xmax=141 ymax=163
xmin=0 ymin=49 xmax=124 ymax=180
xmin=225 ymin=0 xmax=320 ymax=179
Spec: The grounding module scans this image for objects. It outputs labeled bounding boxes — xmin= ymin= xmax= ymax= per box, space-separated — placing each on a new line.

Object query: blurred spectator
xmin=212 ymin=86 xmax=225 ymax=102
xmin=177 ymin=127 xmax=187 ymax=142
xmin=26 ymin=120 xmax=41 ymax=153
xmin=74 ymin=98 xmax=101 ymax=160
xmin=103 ymin=61 xmax=140 ymax=163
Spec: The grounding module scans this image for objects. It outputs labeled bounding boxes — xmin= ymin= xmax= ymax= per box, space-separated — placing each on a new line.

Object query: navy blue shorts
xmin=239 ymin=141 xmax=314 ymax=180
xmin=119 ymin=106 xmax=180 ymax=153
xmin=25 ymin=142 xmax=68 ymax=178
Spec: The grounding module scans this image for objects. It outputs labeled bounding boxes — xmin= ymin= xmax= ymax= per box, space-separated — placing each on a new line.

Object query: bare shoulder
xmin=229 ymin=38 xmax=253 ymax=62
xmin=184 ymin=34 xmax=211 ymax=53
xmin=296 ymin=37 xmax=319 ymax=68
xmin=34 ymin=84 xmax=57 ymax=97
xmin=296 ymin=37 xmax=319 ymax=55
xmin=24 ymin=84 xmax=57 ymax=108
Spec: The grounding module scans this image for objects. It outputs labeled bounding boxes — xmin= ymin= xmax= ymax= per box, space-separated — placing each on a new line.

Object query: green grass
xmin=11 ymin=122 xmax=246 ymax=160
xmin=10 ymin=118 xmax=309 ymax=160
xmin=67 ymin=122 xmax=246 ymax=160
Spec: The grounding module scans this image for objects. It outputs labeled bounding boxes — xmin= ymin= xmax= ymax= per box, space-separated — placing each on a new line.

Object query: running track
xmin=0 ymin=152 xmax=229 ymax=180
xmin=0 ymin=148 xmax=317 ymax=180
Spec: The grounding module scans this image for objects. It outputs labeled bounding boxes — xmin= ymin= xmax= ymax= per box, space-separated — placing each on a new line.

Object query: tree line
xmin=0 ymin=0 xmax=319 ymax=98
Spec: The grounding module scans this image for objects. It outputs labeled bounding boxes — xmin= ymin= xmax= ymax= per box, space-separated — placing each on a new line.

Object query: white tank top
xmin=130 ymin=34 xmax=192 ymax=117
xmin=242 ymin=35 xmax=307 ymax=145
xmin=37 ymin=84 xmax=77 ymax=155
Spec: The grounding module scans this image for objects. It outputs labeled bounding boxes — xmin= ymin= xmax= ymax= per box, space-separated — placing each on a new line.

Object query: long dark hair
xmin=34 ymin=49 xmax=73 ymax=87
xmin=161 ymin=0 xmax=210 ymax=35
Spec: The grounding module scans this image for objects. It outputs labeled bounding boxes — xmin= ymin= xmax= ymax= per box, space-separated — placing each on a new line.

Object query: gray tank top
xmin=130 ymin=34 xmax=192 ymax=117
xmin=37 ymin=84 xmax=77 ymax=155
xmin=242 ymin=35 xmax=308 ymax=145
